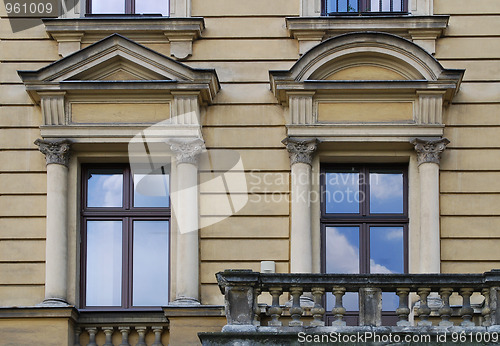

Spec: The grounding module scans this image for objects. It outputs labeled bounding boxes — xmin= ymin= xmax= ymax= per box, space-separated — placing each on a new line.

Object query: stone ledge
xmin=163 ymin=305 xmax=225 ymax=317
xmin=199 ymin=326 xmax=500 ymax=346
xmin=0 ymin=306 xmax=79 ymax=320
xmin=286 ymin=16 xmax=449 ymax=55
xmin=43 ymin=17 xmax=205 ymax=59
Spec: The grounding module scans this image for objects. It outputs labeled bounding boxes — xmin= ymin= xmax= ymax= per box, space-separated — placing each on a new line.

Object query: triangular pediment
xmin=68 ymin=56 xmax=169 ymax=81
xmin=19 ymin=34 xmax=220 ymax=103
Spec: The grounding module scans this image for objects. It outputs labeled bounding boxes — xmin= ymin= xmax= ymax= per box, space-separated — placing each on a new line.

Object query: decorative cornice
xmin=34 ymin=139 xmax=72 ymax=167
xmin=411 ymin=138 xmax=450 ymax=166
xmin=282 ymin=137 xmax=319 ymax=166
xmin=168 ymin=138 xmax=204 ymax=165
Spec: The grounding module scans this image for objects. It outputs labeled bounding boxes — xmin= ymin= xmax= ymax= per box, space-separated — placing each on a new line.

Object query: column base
xmin=170 ymin=297 xmax=201 ymax=306
xmin=37 ymin=298 xmax=70 ymax=307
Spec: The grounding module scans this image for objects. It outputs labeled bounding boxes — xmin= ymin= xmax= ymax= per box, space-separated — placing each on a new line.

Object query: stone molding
xmin=286 ymin=16 xmax=449 ymax=55
xmin=43 ymin=17 xmax=204 ymax=59
xmin=411 ymin=137 xmax=450 ymax=166
xmin=34 ymin=139 xmax=72 ymax=167
xmin=282 ymin=137 xmax=319 ymax=166
xmin=168 ymin=138 xmax=204 ymax=165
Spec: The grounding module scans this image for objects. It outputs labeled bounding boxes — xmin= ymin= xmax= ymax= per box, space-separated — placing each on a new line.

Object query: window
xmin=87 ymin=0 xmax=169 ymax=16
xmin=81 ymin=164 xmax=171 ymax=309
xmin=321 ymin=164 xmax=408 ymax=324
xmin=322 ymin=0 xmax=408 ymax=15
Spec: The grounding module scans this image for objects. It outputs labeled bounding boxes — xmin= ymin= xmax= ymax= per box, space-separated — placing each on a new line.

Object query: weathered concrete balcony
xmin=199 ymin=270 xmax=500 ymax=345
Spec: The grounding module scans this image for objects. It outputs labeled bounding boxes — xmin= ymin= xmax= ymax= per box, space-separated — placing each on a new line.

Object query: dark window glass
xmin=82 ymin=164 xmax=170 ymax=310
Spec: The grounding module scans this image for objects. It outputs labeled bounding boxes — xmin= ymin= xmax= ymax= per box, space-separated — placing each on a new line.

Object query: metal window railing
xmin=323 ymin=0 xmax=408 ymax=15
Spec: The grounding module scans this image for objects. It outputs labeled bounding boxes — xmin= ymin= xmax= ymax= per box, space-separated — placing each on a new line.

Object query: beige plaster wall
xmin=0 ymin=0 xmax=499 ymax=316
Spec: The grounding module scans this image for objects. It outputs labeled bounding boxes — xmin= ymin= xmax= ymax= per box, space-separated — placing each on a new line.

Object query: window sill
xmin=43 ymin=17 xmax=205 ymax=59
xmin=286 ymin=15 xmax=449 ymax=55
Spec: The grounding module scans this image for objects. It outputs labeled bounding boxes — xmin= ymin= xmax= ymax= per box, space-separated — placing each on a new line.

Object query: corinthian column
xmin=412 ymin=138 xmax=449 ymax=273
xmin=35 ymin=139 xmax=71 ymax=306
xmin=169 ymin=138 xmax=204 ymax=305
xmin=282 ymin=137 xmax=319 ymax=273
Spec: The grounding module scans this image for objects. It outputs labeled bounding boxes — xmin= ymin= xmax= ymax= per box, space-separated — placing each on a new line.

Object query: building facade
xmin=0 ymin=0 xmax=499 ymax=345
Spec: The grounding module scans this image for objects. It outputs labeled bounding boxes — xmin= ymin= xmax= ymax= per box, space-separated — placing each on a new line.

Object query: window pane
xmin=86 ymin=221 xmax=122 ymax=306
xmin=325 ymin=172 xmax=360 ymax=214
xmin=369 ymin=172 xmax=404 ymax=214
xmin=133 ymin=221 xmax=169 ymax=306
xmin=87 ymin=169 xmax=123 ymax=208
xmin=133 ymin=170 xmax=170 ymax=208
xmin=370 ymin=226 xmax=404 ymax=310
xmin=135 ymin=0 xmax=169 ymax=15
xmin=325 ymin=226 xmax=359 ymax=311
xmin=91 ymin=0 xmax=125 ymax=13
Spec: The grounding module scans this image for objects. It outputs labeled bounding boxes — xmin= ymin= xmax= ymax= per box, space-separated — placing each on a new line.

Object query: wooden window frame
xmin=320 ymin=164 xmax=409 ymax=274
xmin=320 ymin=164 xmax=408 ymax=325
xmin=80 ymin=164 xmax=171 ymax=311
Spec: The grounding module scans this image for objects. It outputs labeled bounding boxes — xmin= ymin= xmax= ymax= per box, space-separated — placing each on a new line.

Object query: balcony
xmin=199 ymin=270 xmax=500 ymax=345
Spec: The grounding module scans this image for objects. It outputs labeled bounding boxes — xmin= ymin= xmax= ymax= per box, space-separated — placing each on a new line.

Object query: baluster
xmin=102 ymin=327 xmax=114 ymax=346
xmin=396 ymin=288 xmax=411 ymax=326
xmin=253 ymin=288 xmax=262 ymax=327
xmin=438 ymin=288 xmax=453 ymax=327
xmin=289 ymin=287 xmax=304 ymax=327
xmin=310 ymin=287 xmax=326 ymax=327
xmin=118 ymin=326 xmax=131 ymax=346
xmin=482 ymin=288 xmax=492 ymax=327
xmin=268 ymin=287 xmax=283 ymax=327
xmin=86 ymin=327 xmax=97 ymax=346
xmin=331 ymin=287 xmax=346 ymax=326
xmin=417 ymin=288 xmax=432 ymax=326
xmin=73 ymin=327 xmax=81 ymax=346
xmin=152 ymin=326 xmax=164 ymax=346
xmin=460 ymin=288 xmax=475 ymax=327
xmin=136 ymin=326 xmax=147 ymax=346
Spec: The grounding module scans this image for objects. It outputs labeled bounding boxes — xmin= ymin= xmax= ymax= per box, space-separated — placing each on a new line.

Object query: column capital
xmin=34 ymin=139 xmax=71 ymax=167
xmin=411 ymin=138 xmax=450 ymax=166
xmin=168 ymin=138 xmax=204 ymax=165
xmin=282 ymin=137 xmax=319 ymax=166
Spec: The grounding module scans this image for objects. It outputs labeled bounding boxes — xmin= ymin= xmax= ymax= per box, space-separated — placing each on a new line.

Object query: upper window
xmin=87 ymin=0 xmax=170 ymax=16
xmin=81 ymin=164 xmax=171 ymax=310
xmin=322 ymin=0 xmax=408 ymax=15
xmin=321 ymin=164 xmax=408 ymax=324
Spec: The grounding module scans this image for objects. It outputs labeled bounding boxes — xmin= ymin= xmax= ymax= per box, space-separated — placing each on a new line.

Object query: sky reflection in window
xmin=133 ymin=221 xmax=169 ymax=306
xmin=87 ymin=169 xmax=123 ymax=208
xmin=369 ymin=172 xmax=404 ymax=214
xmin=86 ymin=221 xmax=122 ymax=306
xmin=325 ymin=172 xmax=360 ymax=214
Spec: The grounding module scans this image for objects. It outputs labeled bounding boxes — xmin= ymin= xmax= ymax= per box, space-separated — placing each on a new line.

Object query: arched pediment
xmin=19 ymin=34 xmax=220 ymax=103
xmin=270 ymin=32 xmax=464 ymax=104
xmin=269 ymin=32 xmax=465 ymax=142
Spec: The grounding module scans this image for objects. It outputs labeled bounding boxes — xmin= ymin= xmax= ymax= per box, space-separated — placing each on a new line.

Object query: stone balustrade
xmin=74 ymin=311 xmax=168 ymax=346
xmin=199 ymin=270 xmax=500 ymax=344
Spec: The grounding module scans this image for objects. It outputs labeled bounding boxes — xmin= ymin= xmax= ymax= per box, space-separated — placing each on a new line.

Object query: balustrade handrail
xmin=216 ymin=270 xmax=500 ymax=331
xmin=217 ymin=271 xmax=499 ymax=293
